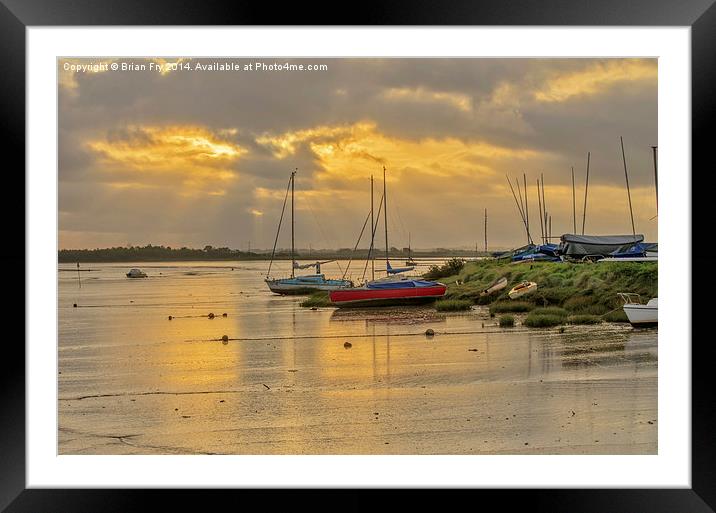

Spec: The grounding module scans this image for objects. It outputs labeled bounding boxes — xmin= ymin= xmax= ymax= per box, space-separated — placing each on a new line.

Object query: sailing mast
xmin=651 ymin=145 xmax=658 ymax=213
xmin=484 ymin=208 xmax=488 ymax=253
xmin=371 ymin=175 xmax=375 ymax=280
xmin=582 ymin=152 xmax=590 ymax=235
xmin=291 ymin=168 xmax=296 ymax=278
xmin=408 ymin=232 xmax=412 ymax=262
xmin=620 ymin=137 xmax=637 ymax=242
xmin=383 ymin=166 xmax=389 ymax=271
xmin=571 ymin=166 xmax=576 ymax=234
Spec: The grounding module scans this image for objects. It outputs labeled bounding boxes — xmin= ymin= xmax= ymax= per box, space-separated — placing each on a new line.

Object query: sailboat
xmin=265 ymin=169 xmax=353 ymax=295
xmin=329 ymin=167 xmax=446 ymax=307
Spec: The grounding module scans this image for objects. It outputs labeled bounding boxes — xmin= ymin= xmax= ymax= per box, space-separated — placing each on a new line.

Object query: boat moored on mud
xmin=619 ymin=293 xmax=658 ymax=327
xmin=329 ymin=276 xmax=446 ymax=307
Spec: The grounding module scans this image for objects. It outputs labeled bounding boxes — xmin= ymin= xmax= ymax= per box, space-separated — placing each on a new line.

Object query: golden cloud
xmin=256 ymin=121 xmax=551 ymax=187
xmin=534 ymin=59 xmax=657 ymax=103
xmin=87 ymin=125 xmax=245 ymax=195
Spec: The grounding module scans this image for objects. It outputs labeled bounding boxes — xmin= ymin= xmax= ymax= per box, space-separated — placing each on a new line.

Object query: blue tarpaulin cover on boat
xmin=559 ymin=234 xmax=644 ymax=258
xmin=367 ymin=279 xmax=439 ymax=289
xmin=610 ymin=242 xmax=648 ymax=257
xmin=510 ymin=243 xmax=561 ymax=262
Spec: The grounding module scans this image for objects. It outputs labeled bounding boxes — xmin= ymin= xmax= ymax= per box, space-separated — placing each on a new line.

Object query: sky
xmin=58 ymin=58 xmax=658 ymax=251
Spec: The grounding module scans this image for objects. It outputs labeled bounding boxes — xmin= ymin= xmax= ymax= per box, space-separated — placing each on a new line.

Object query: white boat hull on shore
xmin=623 ymin=298 xmax=658 ymax=327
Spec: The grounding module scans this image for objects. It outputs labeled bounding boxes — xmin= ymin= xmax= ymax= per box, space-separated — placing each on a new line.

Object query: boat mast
xmin=582 ymin=152 xmax=590 ymax=235
xmin=571 ymin=166 xmax=576 ymax=234
xmin=523 ymin=173 xmax=530 ymax=244
xmin=651 ymin=145 xmax=658 ymax=213
xmin=371 ymin=175 xmax=375 ymax=281
xmin=540 ymin=173 xmax=547 ymax=242
xmin=537 ymin=179 xmax=544 ymax=244
xmin=383 ymin=166 xmax=389 ymax=271
xmin=484 ymin=208 xmax=488 ymax=253
xmin=291 ymin=168 xmax=296 ymax=278
xmin=620 ymin=137 xmax=637 ymax=242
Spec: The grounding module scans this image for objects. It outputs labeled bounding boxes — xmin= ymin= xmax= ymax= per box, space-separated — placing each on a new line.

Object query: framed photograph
xmin=6 ymin=0 xmax=713 ymax=510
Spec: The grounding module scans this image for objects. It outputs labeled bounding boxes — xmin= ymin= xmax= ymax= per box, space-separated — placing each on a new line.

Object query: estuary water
xmin=58 ymin=260 xmax=657 ymax=454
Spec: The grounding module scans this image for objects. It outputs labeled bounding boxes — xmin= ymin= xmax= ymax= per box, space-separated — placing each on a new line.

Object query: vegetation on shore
xmin=499 ymin=315 xmax=515 ymax=327
xmin=440 ymin=259 xmax=656 ymax=322
xmin=567 ymin=314 xmax=603 ymax=325
xmin=435 ymin=299 xmax=472 ymax=311
xmin=300 ymin=292 xmax=332 ymax=308
xmin=489 ymin=301 xmax=533 ymax=314
xmin=423 ymin=258 xmax=466 ymax=280
xmin=296 ymin=258 xmax=655 ymax=324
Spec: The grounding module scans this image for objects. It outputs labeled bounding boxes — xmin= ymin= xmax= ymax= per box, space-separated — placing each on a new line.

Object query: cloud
xmin=58 ymin=58 xmax=658 ymax=249
xmin=85 ymin=125 xmax=246 ymax=195
xmin=534 ymin=59 xmax=657 ymax=103
xmin=380 ymin=86 xmax=473 ymax=112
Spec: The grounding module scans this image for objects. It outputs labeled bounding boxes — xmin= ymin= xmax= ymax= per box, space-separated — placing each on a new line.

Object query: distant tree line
xmin=58 ymin=244 xmax=490 ymax=263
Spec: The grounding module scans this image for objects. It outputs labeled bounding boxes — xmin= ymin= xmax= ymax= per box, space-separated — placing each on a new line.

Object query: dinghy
xmin=126 ymin=268 xmax=147 ymax=278
xmin=508 ymin=281 xmax=537 ymax=299
xmin=480 ymin=276 xmax=508 ymax=297
xmin=618 ymin=293 xmax=658 ymax=327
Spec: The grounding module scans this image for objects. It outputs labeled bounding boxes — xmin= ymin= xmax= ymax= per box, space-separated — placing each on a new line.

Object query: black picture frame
xmin=4 ymin=1 xmax=713 ymax=510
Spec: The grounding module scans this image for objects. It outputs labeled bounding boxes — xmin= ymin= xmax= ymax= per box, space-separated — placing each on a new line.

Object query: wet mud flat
xmin=59 ymin=305 xmax=656 ymax=454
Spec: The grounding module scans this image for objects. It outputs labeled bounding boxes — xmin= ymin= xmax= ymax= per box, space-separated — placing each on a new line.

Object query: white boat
xmin=619 ymin=293 xmax=657 ymax=327
xmin=508 ymin=281 xmax=537 ymax=299
xmin=126 ymin=268 xmax=147 ymax=278
xmin=264 ymin=169 xmax=352 ymax=295
xmin=480 ymin=276 xmax=508 ymax=297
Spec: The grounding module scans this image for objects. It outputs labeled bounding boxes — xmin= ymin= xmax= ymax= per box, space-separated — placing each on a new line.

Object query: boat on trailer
xmin=264 ymin=169 xmax=353 ymax=295
xmin=619 ymin=293 xmax=658 ymax=327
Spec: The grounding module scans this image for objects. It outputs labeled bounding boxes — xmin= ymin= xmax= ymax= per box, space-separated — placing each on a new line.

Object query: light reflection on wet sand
xmin=59 ymin=261 xmax=656 ymax=454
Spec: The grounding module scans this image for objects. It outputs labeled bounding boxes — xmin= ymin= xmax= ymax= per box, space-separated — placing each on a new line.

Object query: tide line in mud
xmin=187 ymin=328 xmax=538 ymax=343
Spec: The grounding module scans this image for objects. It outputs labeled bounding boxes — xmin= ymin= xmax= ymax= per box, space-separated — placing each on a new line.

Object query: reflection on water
xmin=59 ymin=260 xmax=657 ymax=455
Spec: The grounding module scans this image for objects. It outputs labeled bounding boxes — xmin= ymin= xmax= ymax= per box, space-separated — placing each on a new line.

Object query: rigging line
xmin=266 ymin=174 xmax=292 ymax=278
xmin=390 ymin=187 xmax=409 ymax=243
xmin=506 ymin=175 xmax=529 ymax=243
xmin=305 ymin=197 xmax=344 ymax=276
xmin=362 ymin=193 xmax=384 ymax=282
xmin=342 ymin=208 xmax=372 ymax=280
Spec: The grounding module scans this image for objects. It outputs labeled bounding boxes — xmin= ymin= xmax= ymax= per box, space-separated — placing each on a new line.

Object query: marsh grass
xmin=567 ymin=314 xmax=602 ymax=325
xmin=489 ymin=301 xmax=534 ymax=314
xmin=530 ymin=306 xmax=568 ymax=317
xmin=524 ymin=313 xmax=564 ymax=328
xmin=604 ymin=309 xmax=629 ymax=323
xmin=435 ymin=299 xmax=473 ymax=311
xmin=437 ymin=260 xmax=657 ymax=317
xmin=300 ymin=292 xmax=332 ymax=308
xmin=499 ymin=315 xmax=515 ymax=327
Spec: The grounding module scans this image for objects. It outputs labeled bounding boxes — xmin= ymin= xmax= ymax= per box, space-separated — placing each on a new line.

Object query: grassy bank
xmin=440 ymin=259 xmax=656 ymax=319
xmin=300 ymin=292 xmax=332 ymax=308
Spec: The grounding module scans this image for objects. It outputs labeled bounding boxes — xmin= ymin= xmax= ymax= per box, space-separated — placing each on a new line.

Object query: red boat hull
xmin=329 ymin=284 xmax=447 ymax=307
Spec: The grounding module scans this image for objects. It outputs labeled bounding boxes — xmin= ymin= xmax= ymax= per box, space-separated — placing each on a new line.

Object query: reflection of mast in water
xmin=372 ymin=323 xmax=377 ymax=383
xmin=386 ymin=325 xmax=391 ymax=384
